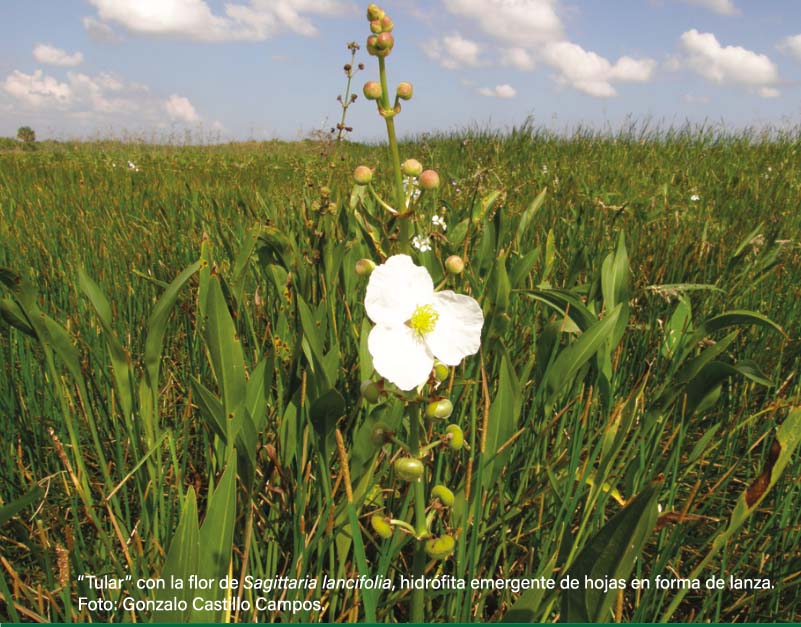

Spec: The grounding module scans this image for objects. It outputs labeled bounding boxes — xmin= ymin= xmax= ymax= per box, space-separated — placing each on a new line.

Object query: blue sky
xmin=1 ymin=0 xmax=800 ymax=141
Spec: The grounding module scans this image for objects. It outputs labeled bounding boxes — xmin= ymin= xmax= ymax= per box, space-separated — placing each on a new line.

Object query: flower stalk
xmin=408 ymin=401 xmax=428 ymax=622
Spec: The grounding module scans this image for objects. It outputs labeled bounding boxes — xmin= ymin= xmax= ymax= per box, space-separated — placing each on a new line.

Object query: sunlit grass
xmin=1 ymin=124 xmax=800 ymax=622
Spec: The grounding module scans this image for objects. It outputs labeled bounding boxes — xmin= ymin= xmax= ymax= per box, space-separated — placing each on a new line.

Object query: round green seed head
xmin=431 ymin=484 xmax=455 ymax=507
xmin=355 ymin=258 xmax=377 ymax=276
xmin=419 ymin=169 xmax=440 ymax=190
xmin=360 ymin=380 xmax=380 ymax=403
xmin=371 ymin=514 xmax=393 ymax=539
xmin=401 ymin=158 xmax=423 ymax=177
xmin=370 ymin=421 xmax=391 ymax=446
xmin=380 ymin=15 xmax=394 ymax=32
xmin=433 ymin=360 xmax=449 ymax=382
xmin=445 ymin=255 xmax=465 ymax=274
xmin=370 ymin=19 xmax=382 ymax=34
xmin=425 ymin=534 xmax=455 ymax=560
xmin=426 ymin=398 xmax=454 ymax=420
xmin=396 ymin=82 xmax=413 ymax=100
xmin=394 ymin=457 xmax=424 ymax=481
xmin=363 ymin=81 xmax=382 ymax=100
xmin=445 ymin=424 xmax=464 ymax=450
xmin=353 ymin=164 xmax=373 ymax=184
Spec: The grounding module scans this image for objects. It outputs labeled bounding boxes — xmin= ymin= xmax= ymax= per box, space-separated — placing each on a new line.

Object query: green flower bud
xmin=366 ymin=35 xmax=380 ymax=56
xmin=370 ymin=421 xmax=391 ymax=445
xmin=371 ymin=514 xmax=393 ymax=539
xmin=363 ymin=81 xmax=382 ymax=100
xmin=355 ymin=258 xmax=377 ymax=276
xmin=366 ymin=4 xmax=384 ymax=21
xmin=419 ymin=169 xmax=440 ymax=190
xmin=361 ymin=380 xmax=380 ymax=403
xmin=394 ymin=457 xmax=424 ymax=481
xmin=445 ymin=424 xmax=464 ymax=450
xmin=380 ymin=15 xmax=394 ymax=32
xmin=426 ymin=398 xmax=453 ymax=420
xmin=376 ymin=32 xmax=394 ymax=50
xmin=396 ymin=82 xmax=413 ymax=100
xmin=433 ymin=360 xmax=449 ymax=382
xmin=431 ymin=484 xmax=455 ymax=507
xmin=370 ymin=19 xmax=382 ymax=34
xmin=353 ymin=164 xmax=373 ymax=184
xmin=425 ymin=534 xmax=455 ymax=560
xmin=401 ymin=158 xmax=423 ymax=177
xmin=445 ymin=255 xmax=465 ymax=274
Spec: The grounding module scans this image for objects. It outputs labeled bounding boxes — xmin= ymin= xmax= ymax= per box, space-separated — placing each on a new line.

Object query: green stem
xmin=408 ymin=403 xmax=427 ymax=622
xmin=378 ymin=56 xmax=409 ymax=252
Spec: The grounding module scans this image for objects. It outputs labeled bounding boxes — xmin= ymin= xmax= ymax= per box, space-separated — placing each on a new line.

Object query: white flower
xmin=128 ymin=160 xmax=139 ymax=172
xmin=690 ymin=194 xmax=700 ymax=202
xmin=431 ymin=215 xmax=447 ymax=231
xmin=541 ymin=164 xmax=549 ymax=174
xmin=365 ymin=255 xmax=483 ymax=390
xmin=412 ymin=235 xmax=431 ymax=252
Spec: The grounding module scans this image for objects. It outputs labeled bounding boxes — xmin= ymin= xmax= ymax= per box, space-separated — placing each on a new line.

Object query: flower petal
xmin=426 ymin=290 xmax=484 ymax=366
xmin=365 ymin=254 xmax=434 ymax=326
xmin=368 ymin=323 xmax=434 ymax=391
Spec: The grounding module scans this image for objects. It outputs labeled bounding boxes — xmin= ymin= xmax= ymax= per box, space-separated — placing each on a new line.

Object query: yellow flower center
xmin=407 ymin=304 xmax=439 ymax=337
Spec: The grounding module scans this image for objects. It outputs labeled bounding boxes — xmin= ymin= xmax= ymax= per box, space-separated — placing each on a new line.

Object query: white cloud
xmin=543 ymin=41 xmax=655 ymax=97
xmin=3 ymin=70 xmax=72 ymax=108
xmin=681 ymin=0 xmax=740 ymax=16
xmin=778 ymin=34 xmax=801 ymax=61
xmin=165 ymin=94 xmax=201 ymax=123
xmin=2 ymin=68 xmax=202 ymax=127
xmin=501 ymin=47 xmax=536 ymax=71
xmin=424 ymin=33 xmax=482 ymax=69
xmin=33 ymin=44 xmax=84 ymax=67
xmin=82 ymin=16 xmax=122 ymax=43
xmin=758 ymin=86 xmax=780 ymax=99
xmin=85 ymin=0 xmax=354 ymax=42
xmin=679 ymin=29 xmax=779 ymax=88
xmin=477 ymin=84 xmax=517 ymax=98
xmin=443 ymin=0 xmax=563 ymax=46
xmin=440 ymin=0 xmax=655 ymax=98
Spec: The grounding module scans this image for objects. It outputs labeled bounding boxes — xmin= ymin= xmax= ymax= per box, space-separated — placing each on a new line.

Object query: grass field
xmin=1 ymin=124 xmax=801 ymax=622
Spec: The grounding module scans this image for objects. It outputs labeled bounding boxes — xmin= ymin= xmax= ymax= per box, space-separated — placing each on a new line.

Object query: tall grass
xmin=1 ymin=125 xmax=800 ymax=622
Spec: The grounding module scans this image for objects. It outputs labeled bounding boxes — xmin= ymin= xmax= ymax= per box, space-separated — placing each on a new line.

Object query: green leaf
xmin=472 ymin=189 xmax=502 ymax=224
xmin=309 ymin=388 xmax=345 ymax=459
xmin=544 ymin=304 xmax=622 ymax=406
xmin=190 ymin=378 xmax=227 ymax=442
xmin=661 ymin=296 xmax=692 ymax=359
xmin=0 ymin=296 xmax=35 ymax=337
xmin=562 ymin=480 xmax=662 ymax=622
xmin=143 ymin=260 xmax=201 ymax=393
xmin=483 ymin=351 xmax=523 ymax=489
xmin=0 ymin=485 xmax=43 ymax=528
xmin=78 ymin=269 xmax=134 ymax=420
xmin=153 ymin=487 xmax=199 ymax=622
xmin=515 ymin=187 xmax=547 ymax=249
xmin=192 ymin=455 xmax=238 ymax=622
xmin=204 ymin=276 xmax=246 ymax=423
xmin=246 ymin=357 xmax=273 ymax=434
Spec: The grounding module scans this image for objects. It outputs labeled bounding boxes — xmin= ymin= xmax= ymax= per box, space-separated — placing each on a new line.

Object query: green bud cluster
xmin=365 ymin=5 xmax=395 ymax=58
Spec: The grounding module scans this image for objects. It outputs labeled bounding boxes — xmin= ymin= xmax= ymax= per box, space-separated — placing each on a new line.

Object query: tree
xmin=17 ymin=126 xmax=36 ymax=148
